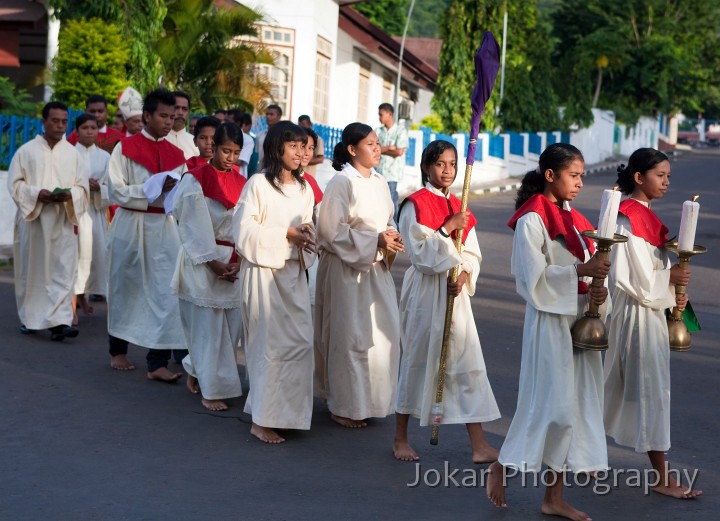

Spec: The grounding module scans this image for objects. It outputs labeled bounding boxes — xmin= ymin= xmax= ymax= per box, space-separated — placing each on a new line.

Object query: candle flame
xmin=692 ymin=194 xmax=700 ymax=202
xmin=613 ymin=185 xmax=619 ymax=191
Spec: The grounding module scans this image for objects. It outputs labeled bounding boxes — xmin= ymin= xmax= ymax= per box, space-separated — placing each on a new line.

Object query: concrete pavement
xmin=0 ymin=153 xmax=718 ymax=520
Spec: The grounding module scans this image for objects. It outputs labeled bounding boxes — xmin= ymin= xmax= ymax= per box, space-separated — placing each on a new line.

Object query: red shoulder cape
xmin=507 ymin=193 xmax=595 ymax=260
xmin=405 ymin=187 xmax=477 ymax=244
xmin=618 ymin=199 xmax=668 ymax=248
xmin=185 ymin=155 xmax=209 ymax=171
xmin=303 ymin=173 xmax=323 ymax=206
xmin=188 ymin=162 xmax=246 ymax=210
xmin=121 ymin=132 xmax=186 ymax=174
xmin=68 ymin=127 xmax=122 ymax=154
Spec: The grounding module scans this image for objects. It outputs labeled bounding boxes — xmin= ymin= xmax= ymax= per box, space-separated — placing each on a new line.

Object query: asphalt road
xmin=1 ymin=153 xmax=718 ymax=520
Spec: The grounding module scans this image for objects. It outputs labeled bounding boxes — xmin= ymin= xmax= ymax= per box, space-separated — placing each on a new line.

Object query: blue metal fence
xmin=419 ymin=126 xmax=432 ymax=149
xmin=508 ymin=131 xmax=524 ymax=156
xmin=560 ymin=131 xmax=570 ymax=144
xmin=405 ymin=137 xmax=416 ymax=166
xmin=488 ymin=132 xmax=504 ymax=159
xmin=434 ymin=132 xmax=457 ymax=148
xmin=546 ymin=132 xmax=557 ymax=145
xmin=314 ymin=123 xmax=343 ymax=158
xmin=528 ymin=133 xmax=542 ymax=154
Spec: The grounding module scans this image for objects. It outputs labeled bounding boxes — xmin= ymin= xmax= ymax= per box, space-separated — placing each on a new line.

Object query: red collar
xmin=618 ymin=199 xmax=668 ymax=248
xmin=189 ymin=162 xmax=246 ymax=210
xmin=121 ymin=132 xmax=186 ymax=174
xmin=404 ymin=188 xmax=477 ymax=244
xmin=302 ymin=173 xmax=323 ymax=205
xmin=507 ymin=194 xmax=595 ymax=260
xmin=186 ymin=156 xmax=210 ymax=171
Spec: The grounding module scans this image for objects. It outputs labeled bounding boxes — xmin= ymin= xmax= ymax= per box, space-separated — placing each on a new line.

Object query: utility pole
xmin=394 ymin=0 xmax=416 ymax=118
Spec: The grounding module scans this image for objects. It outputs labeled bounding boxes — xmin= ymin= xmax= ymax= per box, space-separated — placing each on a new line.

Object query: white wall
xmin=570 ymin=108 xmax=615 ymax=165
xmin=617 ymin=116 xmax=659 ymax=156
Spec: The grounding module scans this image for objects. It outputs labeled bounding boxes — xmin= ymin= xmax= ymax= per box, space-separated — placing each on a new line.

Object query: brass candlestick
xmin=571 ymin=230 xmax=628 ymax=350
xmin=665 ymin=241 xmax=706 ymax=352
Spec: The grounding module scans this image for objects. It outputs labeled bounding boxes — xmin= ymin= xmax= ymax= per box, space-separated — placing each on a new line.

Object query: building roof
xmin=338 ymin=6 xmax=437 ymax=90
xmin=391 ymin=36 xmax=442 ymax=73
xmin=0 ymin=0 xmax=47 ymax=29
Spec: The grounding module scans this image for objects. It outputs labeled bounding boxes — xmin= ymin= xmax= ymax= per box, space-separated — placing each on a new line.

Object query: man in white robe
xmin=166 ymin=91 xmax=198 ymax=160
xmin=8 ymin=101 xmax=89 ymax=341
xmin=106 ymin=88 xmax=187 ymax=379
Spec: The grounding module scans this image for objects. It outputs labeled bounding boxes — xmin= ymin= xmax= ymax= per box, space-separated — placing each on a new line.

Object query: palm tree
xmin=157 ymin=0 xmax=273 ymax=112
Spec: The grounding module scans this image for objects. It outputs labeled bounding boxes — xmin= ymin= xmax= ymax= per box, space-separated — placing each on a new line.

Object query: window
xmin=313 ymin=36 xmax=332 ymax=124
xmin=383 ymin=73 xmax=394 ymax=104
xmin=357 ymin=58 xmax=371 ymax=122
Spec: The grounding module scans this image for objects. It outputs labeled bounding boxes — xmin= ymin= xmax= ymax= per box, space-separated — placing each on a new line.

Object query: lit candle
xmin=678 ymin=195 xmax=700 ymax=251
xmin=597 ymin=186 xmax=621 ymax=238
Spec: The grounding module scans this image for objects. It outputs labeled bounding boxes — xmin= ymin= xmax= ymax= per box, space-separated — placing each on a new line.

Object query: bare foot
xmin=147 ymin=367 xmax=182 ymax=383
xmin=77 ymin=295 xmax=94 ymax=315
xmin=541 ymin=499 xmax=591 ymax=521
xmin=652 ymin=476 xmax=703 ymax=499
xmin=251 ymin=423 xmax=285 ymax=444
xmin=487 ymin=461 xmax=507 ymax=508
xmin=473 ymin=445 xmax=500 ymax=464
xmin=393 ymin=439 xmax=420 ymax=461
xmin=186 ymin=375 xmax=200 ymax=394
xmin=110 ymin=354 xmax=135 ymax=371
xmin=331 ymin=414 xmax=367 ymax=428
xmin=72 ymin=311 xmax=78 ymax=326
xmin=201 ymin=398 xmax=228 ymax=411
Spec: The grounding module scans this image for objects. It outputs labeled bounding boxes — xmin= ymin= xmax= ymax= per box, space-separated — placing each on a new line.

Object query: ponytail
xmin=332 ymin=141 xmax=351 ymax=171
xmin=616 ymin=148 xmax=668 ymax=196
xmin=332 ymin=122 xmax=373 ymax=171
xmin=515 ymin=143 xmax=584 ymax=209
xmin=515 ymin=169 xmax=546 ymax=209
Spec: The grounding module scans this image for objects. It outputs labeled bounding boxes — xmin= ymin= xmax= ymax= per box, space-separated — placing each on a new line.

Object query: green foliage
xmin=49 ymin=0 xmax=166 ymax=93
xmin=157 ymin=0 xmax=270 ymax=112
xmin=0 ymin=77 xmax=36 ymax=116
xmin=51 ymin=19 xmax=129 ymax=120
xmin=354 ymin=0 xmax=450 ymax=38
xmin=433 ymin=0 xmax=560 ymax=133
xmin=553 ymin=0 xmax=720 ymax=125
xmin=419 ymin=112 xmax=444 ymax=132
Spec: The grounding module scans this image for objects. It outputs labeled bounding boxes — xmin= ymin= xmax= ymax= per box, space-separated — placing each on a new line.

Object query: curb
xmin=471 ymin=161 xmax=624 ymax=196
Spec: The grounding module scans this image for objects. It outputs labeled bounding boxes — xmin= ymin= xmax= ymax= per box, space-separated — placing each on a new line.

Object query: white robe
xmin=498 ymin=210 xmax=608 ymax=473
xmin=74 ymin=143 xmax=110 ymax=295
xmin=604 ymin=211 xmax=676 ymax=452
xmin=171 ymin=174 xmax=243 ymax=400
xmin=8 ymin=135 xmax=89 ymax=329
xmin=314 ymin=164 xmax=401 ymax=420
xmin=234 ymin=174 xmax=316 ymax=429
xmin=167 ymin=128 xmax=199 ymax=160
xmin=106 ymin=130 xmax=186 ymax=349
xmin=396 ymin=186 xmax=500 ymax=426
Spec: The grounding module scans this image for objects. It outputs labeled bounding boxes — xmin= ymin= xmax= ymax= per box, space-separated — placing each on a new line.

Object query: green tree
xmin=553 ymin=0 xmax=720 ymax=125
xmin=49 ymin=0 xmax=166 ymax=93
xmin=355 ymin=0 xmax=409 ymax=36
xmin=433 ymin=0 xmax=560 ymax=133
xmin=157 ymin=0 xmax=271 ymax=112
xmin=51 ymin=18 xmax=129 ymax=117
xmin=0 ymin=77 xmax=36 ymax=116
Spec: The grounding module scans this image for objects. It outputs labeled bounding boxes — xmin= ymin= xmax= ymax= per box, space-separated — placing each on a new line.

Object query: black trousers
xmin=108 ymin=335 xmax=171 ymax=372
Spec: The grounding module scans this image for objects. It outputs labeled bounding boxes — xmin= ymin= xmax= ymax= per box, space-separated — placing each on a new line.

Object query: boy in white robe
xmin=106 ymin=88 xmax=187 ymax=379
xmin=604 ymin=149 xmax=702 ymax=498
xmin=9 ymin=101 xmax=89 ymax=341
xmin=73 ymin=114 xmax=111 ymax=321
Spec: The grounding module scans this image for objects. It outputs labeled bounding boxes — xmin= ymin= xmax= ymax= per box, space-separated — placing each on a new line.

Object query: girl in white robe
xmin=234 ymin=121 xmax=317 ymax=444
xmin=394 ymin=140 xmax=500 ymax=462
xmin=314 ymin=122 xmax=405 ymax=429
xmin=171 ymin=123 xmax=246 ymax=412
xmin=73 ymin=114 xmax=111 ymax=322
xmin=487 ymin=144 xmax=610 ymax=521
xmin=604 ymin=148 xmax=701 ymax=498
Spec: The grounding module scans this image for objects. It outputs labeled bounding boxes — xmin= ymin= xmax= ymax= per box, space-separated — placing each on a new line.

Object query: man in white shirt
xmin=166 ymin=91 xmax=199 ymax=159
xmin=255 ymin=104 xmax=282 ymax=170
xmin=238 ymin=112 xmax=255 ymax=178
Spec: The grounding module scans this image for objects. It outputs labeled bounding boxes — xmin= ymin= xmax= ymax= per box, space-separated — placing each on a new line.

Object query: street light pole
xmin=394 ymin=0 xmax=416 ymax=118
xmin=497 ymin=9 xmax=508 ymax=115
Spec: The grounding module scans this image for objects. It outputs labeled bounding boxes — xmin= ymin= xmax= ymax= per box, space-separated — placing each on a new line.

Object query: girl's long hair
xmin=263 ymin=121 xmax=307 ymax=193
xmin=332 ymin=122 xmax=373 ymax=171
xmin=616 ymin=148 xmax=669 ymax=195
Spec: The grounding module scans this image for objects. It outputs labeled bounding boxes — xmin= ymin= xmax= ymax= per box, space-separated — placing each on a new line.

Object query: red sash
xmin=189 ymin=162 xmax=246 ymax=210
xmin=618 ymin=199 xmax=668 ymax=248
xmin=507 ymin=194 xmax=596 ymax=260
xmin=303 ymin=173 xmax=323 ymax=205
xmin=185 ymin=155 xmax=209 ymax=171
xmin=121 ymin=132 xmax=186 ymax=174
xmin=216 ymin=240 xmax=238 ymax=264
xmin=404 ymin=188 xmax=477 ymax=244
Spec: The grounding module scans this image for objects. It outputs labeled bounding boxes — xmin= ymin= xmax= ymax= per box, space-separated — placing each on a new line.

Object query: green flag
xmin=682 ymin=300 xmax=701 ymax=332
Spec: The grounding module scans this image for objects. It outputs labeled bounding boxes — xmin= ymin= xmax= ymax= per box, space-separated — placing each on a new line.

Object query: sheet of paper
xmin=142 ymin=171 xmax=181 ymax=214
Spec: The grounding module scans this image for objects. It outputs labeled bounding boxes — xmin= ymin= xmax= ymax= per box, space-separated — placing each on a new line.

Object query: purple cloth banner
xmin=466 ymin=32 xmax=501 ymax=166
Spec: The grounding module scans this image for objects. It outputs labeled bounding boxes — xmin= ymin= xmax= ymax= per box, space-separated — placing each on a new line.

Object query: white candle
xmin=598 ymin=188 xmax=621 ymax=238
xmin=678 ymin=199 xmax=700 ymax=251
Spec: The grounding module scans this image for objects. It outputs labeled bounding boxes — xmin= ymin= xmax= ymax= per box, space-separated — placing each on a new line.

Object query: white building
xmin=235 ymin=0 xmax=438 ymax=128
